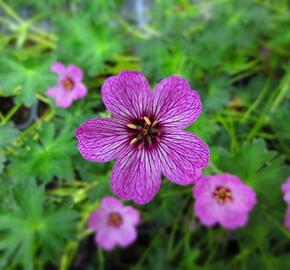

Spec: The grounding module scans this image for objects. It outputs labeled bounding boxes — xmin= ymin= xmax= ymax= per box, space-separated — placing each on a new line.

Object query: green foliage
xmin=0 ymin=53 xmax=54 ymax=106
xmin=8 ymin=123 xmax=77 ymax=182
xmin=0 ymin=0 xmax=290 ymax=269
xmin=0 ymin=179 xmax=78 ymax=270
xmin=0 ymin=122 xmax=19 ymax=148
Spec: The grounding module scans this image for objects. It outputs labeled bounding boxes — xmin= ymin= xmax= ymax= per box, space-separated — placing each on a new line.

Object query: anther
xmin=130 ymin=138 xmax=138 ymax=145
xmin=127 ymin=123 xmax=138 ymax=129
xmin=144 ymin=116 xmax=151 ymax=126
xmin=152 ymin=120 xmax=158 ymax=127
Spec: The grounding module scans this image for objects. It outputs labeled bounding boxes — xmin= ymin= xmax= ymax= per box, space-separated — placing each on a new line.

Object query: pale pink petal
xmin=101 ymin=71 xmax=152 ymax=120
xmin=47 ymin=87 xmax=59 ymax=98
xmin=101 ymin=196 xmax=123 ymax=211
xmin=55 ymin=93 xmax=74 ymax=108
xmin=111 ymin=147 xmax=161 ymax=204
xmin=194 ymin=201 xmax=218 ymax=226
xmin=96 ymin=227 xmax=118 ymax=251
xmin=75 ymin=118 xmax=129 ymax=162
xmin=88 ymin=210 xmax=107 ymax=230
xmin=157 ymin=130 xmax=209 ymax=185
xmin=117 ymin=225 xmax=137 ymax=247
xmin=282 ymin=177 xmax=290 ymax=204
xmin=284 ymin=207 xmax=290 ymax=230
xmin=51 ymin=62 xmax=66 ymax=75
xmin=121 ymin=206 xmax=140 ymax=226
xmin=67 ymin=64 xmax=84 ymax=82
xmin=219 ymin=208 xmax=249 ymax=230
xmin=73 ymin=83 xmax=87 ymax=99
xmin=152 ymin=76 xmax=202 ymax=129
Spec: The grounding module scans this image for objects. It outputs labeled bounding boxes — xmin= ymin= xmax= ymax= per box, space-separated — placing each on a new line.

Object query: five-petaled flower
xmin=47 ymin=62 xmax=87 ymax=108
xmin=193 ymin=174 xmax=256 ymax=229
xmin=281 ymin=177 xmax=290 ymax=230
xmin=88 ymin=196 xmax=140 ymax=250
xmin=76 ymin=71 xmax=209 ymax=204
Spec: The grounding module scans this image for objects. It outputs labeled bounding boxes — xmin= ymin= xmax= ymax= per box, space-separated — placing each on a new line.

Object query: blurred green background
xmin=0 ymin=0 xmax=290 ymax=269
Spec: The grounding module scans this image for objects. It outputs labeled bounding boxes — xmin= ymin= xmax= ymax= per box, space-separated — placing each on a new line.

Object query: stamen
xmin=130 ymin=138 xmax=138 ymax=145
xmin=127 ymin=123 xmax=138 ymax=129
xmin=144 ymin=116 xmax=151 ymax=126
xmin=152 ymin=120 xmax=158 ymax=127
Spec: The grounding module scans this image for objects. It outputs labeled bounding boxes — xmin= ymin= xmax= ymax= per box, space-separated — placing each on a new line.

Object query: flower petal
xmin=75 ymin=118 xmax=129 ymax=162
xmin=88 ymin=209 xmax=107 ymax=230
xmin=101 ymin=71 xmax=152 ymax=120
xmin=67 ymin=64 xmax=84 ymax=82
xmin=121 ymin=206 xmax=140 ymax=226
xmin=96 ymin=227 xmax=118 ymax=251
xmin=194 ymin=201 xmax=218 ymax=226
xmin=73 ymin=83 xmax=87 ymax=99
xmin=111 ymin=147 xmax=161 ymax=204
xmin=51 ymin=62 xmax=66 ymax=75
xmin=219 ymin=208 xmax=249 ymax=230
xmin=101 ymin=196 xmax=123 ymax=211
xmin=152 ymin=76 xmax=202 ymax=129
xmin=157 ymin=130 xmax=209 ymax=185
xmin=47 ymin=87 xmax=58 ymax=98
xmin=117 ymin=225 xmax=137 ymax=247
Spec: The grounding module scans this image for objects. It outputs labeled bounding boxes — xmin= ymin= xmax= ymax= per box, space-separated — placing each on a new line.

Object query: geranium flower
xmin=88 ymin=196 xmax=140 ymax=251
xmin=76 ymin=71 xmax=209 ymax=204
xmin=281 ymin=177 xmax=290 ymax=230
xmin=193 ymin=174 xmax=256 ymax=229
xmin=47 ymin=62 xmax=87 ymax=108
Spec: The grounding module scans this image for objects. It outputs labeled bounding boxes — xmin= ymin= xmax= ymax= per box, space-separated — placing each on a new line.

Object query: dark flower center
xmin=126 ymin=116 xmax=161 ymax=149
xmin=62 ymin=78 xmax=74 ymax=91
xmin=212 ymin=186 xmax=233 ymax=205
xmin=107 ymin=212 xmax=123 ymax=227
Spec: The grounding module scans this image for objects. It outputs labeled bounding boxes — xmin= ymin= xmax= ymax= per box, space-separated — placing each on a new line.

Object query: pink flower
xmin=47 ymin=62 xmax=87 ymax=108
xmin=75 ymin=71 xmax=209 ymax=204
xmin=193 ymin=174 xmax=256 ymax=230
xmin=281 ymin=177 xmax=290 ymax=230
xmin=88 ymin=196 xmax=140 ymax=251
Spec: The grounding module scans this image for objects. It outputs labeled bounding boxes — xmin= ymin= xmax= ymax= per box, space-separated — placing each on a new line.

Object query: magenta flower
xmin=281 ymin=177 xmax=290 ymax=230
xmin=76 ymin=71 xmax=209 ymax=204
xmin=47 ymin=62 xmax=87 ymax=108
xmin=88 ymin=196 xmax=140 ymax=251
xmin=193 ymin=174 xmax=256 ymax=229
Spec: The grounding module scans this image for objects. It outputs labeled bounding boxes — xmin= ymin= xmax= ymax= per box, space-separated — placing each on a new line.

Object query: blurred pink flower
xmin=47 ymin=62 xmax=87 ymax=108
xmin=281 ymin=177 xmax=290 ymax=230
xmin=193 ymin=174 xmax=256 ymax=230
xmin=88 ymin=196 xmax=140 ymax=251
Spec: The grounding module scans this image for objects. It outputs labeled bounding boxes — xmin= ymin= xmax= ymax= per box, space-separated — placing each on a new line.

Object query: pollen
xmin=130 ymin=138 xmax=138 ymax=145
xmin=62 ymin=78 xmax=74 ymax=91
xmin=127 ymin=123 xmax=138 ymax=129
xmin=107 ymin=212 xmax=123 ymax=227
xmin=213 ymin=186 xmax=233 ymax=205
xmin=144 ymin=116 xmax=151 ymax=125
xmin=152 ymin=120 xmax=158 ymax=128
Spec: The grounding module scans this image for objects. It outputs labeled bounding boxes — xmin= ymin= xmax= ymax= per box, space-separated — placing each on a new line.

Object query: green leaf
xmin=8 ymin=123 xmax=77 ymax=182
xmin=0 ymin=53 xmax=54 ymax=106
xmin=0 ymin=179 xmax=78 ymax=269
xmin=0 ymin=152 xmax=6 ymax=174
xmin=187 ymin=114 xmax=220 ymax=142
xmin=55 ymin=15 xmax=122 ymax=75
xmin=0 ymin=122 xmax=19 ymax=148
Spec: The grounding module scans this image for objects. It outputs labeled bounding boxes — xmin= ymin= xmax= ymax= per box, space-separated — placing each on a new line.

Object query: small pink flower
xmin=47 ymin=62 xmax=87 ymax=108
xmin=88 ymin=196 xmax=140 ymax=251
xmin=282 ymin=177 xmax=290 ymax=205
xmin=193 ymin=174 xmax=256 ymax=230
xmin=281 ymin=177 xmax=290 ymax=230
